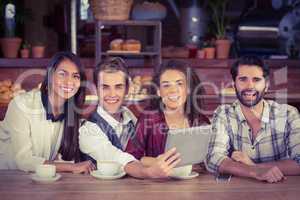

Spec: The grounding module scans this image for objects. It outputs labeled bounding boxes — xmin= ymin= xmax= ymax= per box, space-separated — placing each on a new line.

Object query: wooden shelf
xmin=97 ymin=20 xmax=161 ymax=26
xmin=0 ymin=58 xmax=50 ymax=68
xmin=1 ymin=58 xmax=299 ymax=68
xmin=95 ymin=20 xmax=162 ymax=65
xmin=101 ymin=52 xmax=159 ymax=56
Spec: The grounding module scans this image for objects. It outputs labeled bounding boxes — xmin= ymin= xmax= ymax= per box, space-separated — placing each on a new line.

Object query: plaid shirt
xmin=206 ymin=100 xmax=300 ymax=174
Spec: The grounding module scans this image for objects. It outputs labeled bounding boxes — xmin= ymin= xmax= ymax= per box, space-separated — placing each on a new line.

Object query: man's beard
xmin=235 ymin=87 xmax=266 ymax=108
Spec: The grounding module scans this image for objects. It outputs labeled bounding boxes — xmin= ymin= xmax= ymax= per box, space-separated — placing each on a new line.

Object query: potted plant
xmin=0 ymin=1 xmax=22 ymax=58
xmin=197 ymin=48 xmax=206 ymax=59
xmin=208 ymin=0 xmax=231 ymax=59
xmin=32 ymin=41 xmax=45 ymax=58
xmin=20 ymin=41 xmax=30 ymax=58
xmin=0 ymin=1 xmax=31 ymax=58
xmin=203 ymin=40 xmax=215 ymax=59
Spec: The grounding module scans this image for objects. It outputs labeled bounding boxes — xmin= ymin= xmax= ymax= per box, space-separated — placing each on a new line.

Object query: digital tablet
xmin=164 ymin=125 xmax=211 ymax=167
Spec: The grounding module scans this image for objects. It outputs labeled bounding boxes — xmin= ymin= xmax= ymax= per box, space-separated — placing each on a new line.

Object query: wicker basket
xmin=89 ymin=0 xmax=133 ymax=21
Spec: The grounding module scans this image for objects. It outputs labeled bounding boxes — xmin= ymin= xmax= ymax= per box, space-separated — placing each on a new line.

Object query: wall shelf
xmin=95 ymin=20 xmax=162 ymax=66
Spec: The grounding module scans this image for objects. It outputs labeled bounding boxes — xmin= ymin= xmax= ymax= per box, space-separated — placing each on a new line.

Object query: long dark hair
xmin=40 ymin=51 xmax=87 ymax=162
xmin=150 ymin=60 xmax=209 ymax=125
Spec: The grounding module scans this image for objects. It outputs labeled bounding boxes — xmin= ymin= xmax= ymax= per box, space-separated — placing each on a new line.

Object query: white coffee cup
xmin=97 ymin=161 xmax=121 ymax=176
xmin=35 ymin=164 xmax=56 ymax=178
xmin=171 ymin=165 xmax=192 ymax=177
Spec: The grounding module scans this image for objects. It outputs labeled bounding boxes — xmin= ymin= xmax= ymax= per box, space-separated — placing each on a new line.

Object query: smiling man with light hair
xmin=79 ymin=57 xmax=181 ymax=179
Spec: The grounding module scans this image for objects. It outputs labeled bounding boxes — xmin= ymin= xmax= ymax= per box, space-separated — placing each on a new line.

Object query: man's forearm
xmin=256 ymin=159 xmax=300 ymax=175
xmin=124 ymin=161 xmax=150 ymax=179
xmin=218 ymin=158 xmax=258 ymax=178
xmin=219 ymin=157 xmax=300 ymax=179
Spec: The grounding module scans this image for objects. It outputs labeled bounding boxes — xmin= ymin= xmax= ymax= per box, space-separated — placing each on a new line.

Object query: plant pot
xmin=204 ymin=47 xmax=215 ymax=59
xmin=197 ymin=49 xmax=206 ymax=59
xmin=0 ymin=37 xmax=22 ymax=58
xmin=32 ymin=46 xmax=45 ymax=58
xmin=188 ymin=46 xmax=198 ymax=58
xmin=216 ymin=39 xmax=231 ymax=59
xmin=20 ymin=49 xmax=30 ymax=58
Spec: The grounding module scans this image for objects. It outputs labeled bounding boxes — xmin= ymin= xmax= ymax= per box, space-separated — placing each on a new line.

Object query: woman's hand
xmin=140 ymin=156 xmax=158 ymax=167
xmin=145 ymin=148 xmax=181 ymax=178
xmin=231 ymin=151 xmax=255 ymax=166
xmin=72 ymin=161 xmax=96 ymax=174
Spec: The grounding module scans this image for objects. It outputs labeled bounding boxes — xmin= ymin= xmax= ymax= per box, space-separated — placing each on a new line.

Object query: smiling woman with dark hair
xmin=126 ymin=60 xmax=210 ymax=166
xmin=0 ymin=51 xmax=95 ymax=173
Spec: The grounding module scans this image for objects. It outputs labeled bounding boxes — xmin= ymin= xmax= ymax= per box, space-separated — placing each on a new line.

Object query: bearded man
xmin=206 ymin=55 xmax=300 ymax=183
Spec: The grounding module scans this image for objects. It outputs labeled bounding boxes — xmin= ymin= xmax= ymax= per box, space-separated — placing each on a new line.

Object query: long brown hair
xmin=150 ymin=60 xmax=209 ymax=125
xmin=40 ymin=51 xmax=86 ymax=162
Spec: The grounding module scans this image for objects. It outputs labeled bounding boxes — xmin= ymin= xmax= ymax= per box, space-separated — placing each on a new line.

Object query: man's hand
xmin=232 ymin=151 xmax=255 ymax=166
xmin=145 ymin=148 xmax=181 ymax=178
xmin=251 ymin=166 xmax=286 ymax=183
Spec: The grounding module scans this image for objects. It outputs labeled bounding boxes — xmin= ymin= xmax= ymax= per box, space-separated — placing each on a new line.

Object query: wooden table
xmin=0 ymin=170 xmax=299 ymax=200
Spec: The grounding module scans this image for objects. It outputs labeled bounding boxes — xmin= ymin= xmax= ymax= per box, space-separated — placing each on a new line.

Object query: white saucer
xmin=90 ymin=170 xmax=126 ymax=180
xmin=31 ymin=173 xmax=62 ymax=183
xmin=170 ymin=171 xmax=199 ymax=180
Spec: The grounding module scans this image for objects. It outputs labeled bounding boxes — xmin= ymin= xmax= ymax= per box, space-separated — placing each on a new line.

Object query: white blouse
xmin=0 ymin=89 xmax=64 ymax=172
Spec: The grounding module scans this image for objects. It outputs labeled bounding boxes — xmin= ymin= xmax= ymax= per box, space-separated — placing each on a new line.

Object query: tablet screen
xmin=164 ymin=125 xmax=211 ymax=167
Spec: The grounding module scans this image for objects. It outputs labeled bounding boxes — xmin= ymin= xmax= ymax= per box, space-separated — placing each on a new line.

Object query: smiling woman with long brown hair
xmin=126 ymin=60 xmax=210 ymax=166
xmin=0 ymin=51 xmax=95 ymax=173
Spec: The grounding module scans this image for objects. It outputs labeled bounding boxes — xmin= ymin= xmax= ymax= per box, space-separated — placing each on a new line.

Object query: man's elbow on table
xmin=205 ymin=153 xmax=227 ymax=174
